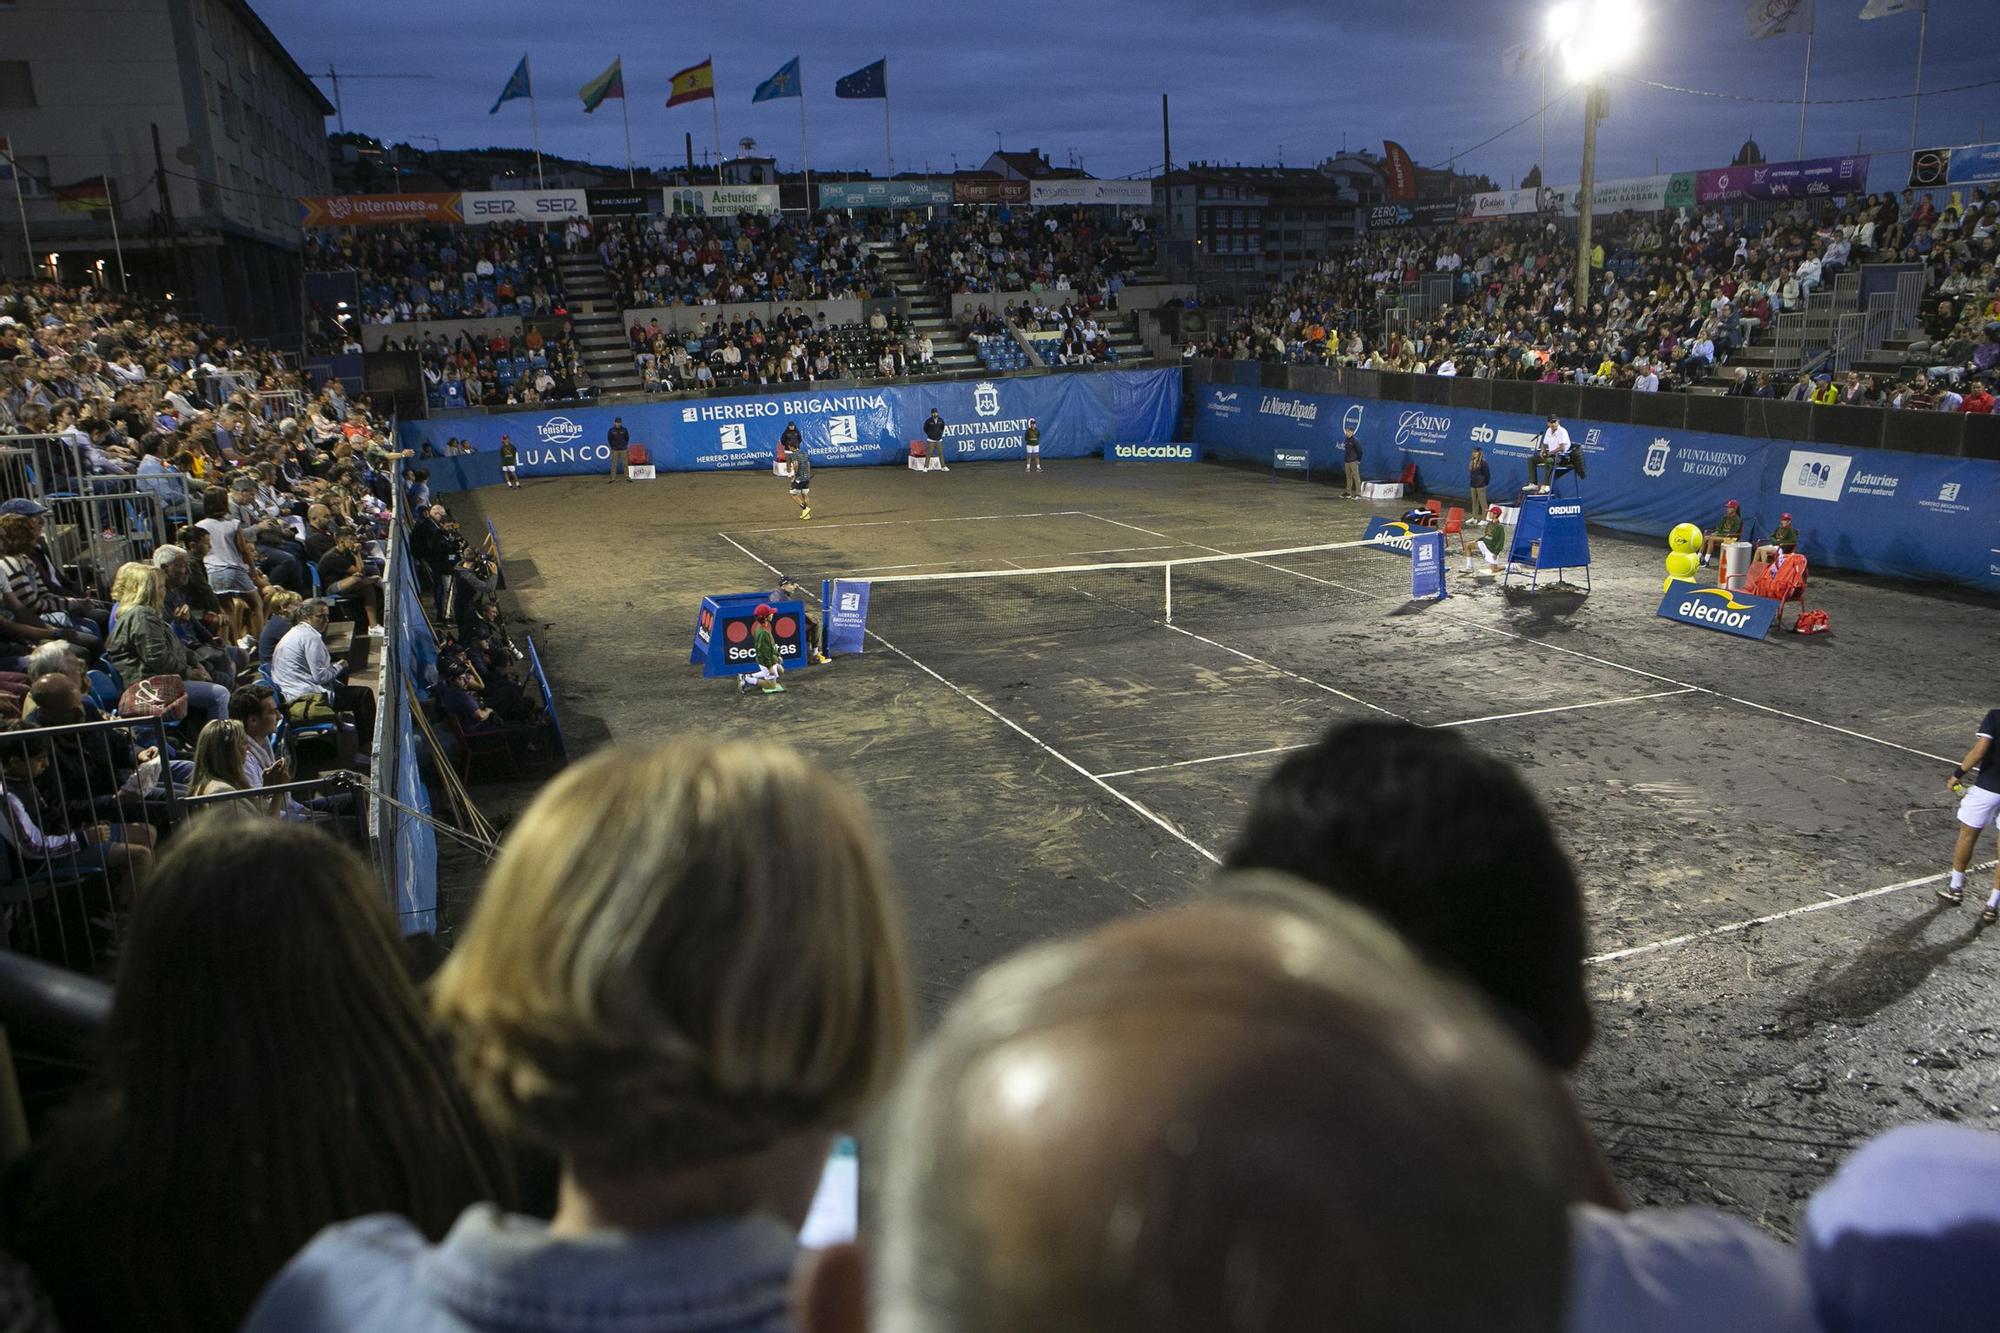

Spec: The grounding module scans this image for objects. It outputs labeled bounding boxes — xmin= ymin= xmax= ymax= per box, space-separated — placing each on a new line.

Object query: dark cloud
xmin=259 ymin=0 xmax=1997 ymax=185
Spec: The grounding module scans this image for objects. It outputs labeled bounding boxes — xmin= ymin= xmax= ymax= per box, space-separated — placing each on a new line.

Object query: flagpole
xmin=883 ymin=59 xmax=894 ymax=177
xmin=797 ymin=66 xmax=812 ymax=212
xmin=1538 ymin=58 xmax=1546 ymax=180
xmin=1796 ymin=27 xmax=1814 ymax=160
xmin=103 ymin=173 xmax=127 ymax=292
xmin=1908 ymin=5 xmax=1927 ymax=152
xmin=708 ymin=56 xmax=723 ymax=174
xmin=528 ymin=58 xmax=546 ymax=190
xmin=619 ymin=57 xmax=635 ymax=186
xmin=3 ymin=145 xmax=31 ymax=284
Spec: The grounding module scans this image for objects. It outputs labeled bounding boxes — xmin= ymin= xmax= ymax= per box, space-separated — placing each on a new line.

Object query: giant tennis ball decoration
xmin=1664 ymin=551 xmax=1699 ymax=579
xmin=1668 ymin=522 xmax=1703 ymax=555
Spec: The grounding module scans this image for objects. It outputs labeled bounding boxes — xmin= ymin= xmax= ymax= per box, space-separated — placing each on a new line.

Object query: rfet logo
xmin=1656 ymin=585 xmax=1779 ymax=640
xmin=538 ymin=415 xmax=583 ymax=445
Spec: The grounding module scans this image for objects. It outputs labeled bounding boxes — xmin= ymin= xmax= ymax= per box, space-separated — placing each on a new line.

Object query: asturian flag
xmin=489 ymin=56 xmax=531 ymax=115
xmin=1745 ymin=0 xmax=1815 ymax=39
xmin=1859 ymin=0 xmax=1924 ymax=17
xmin=753 ymin=57 xmax=802 ymax=102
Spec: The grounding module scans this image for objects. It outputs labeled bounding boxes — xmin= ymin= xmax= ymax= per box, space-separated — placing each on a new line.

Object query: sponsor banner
xmin=1694 ymin=154 xmax=1869 ymax=204
xmin=695 ymin=595 xmax=810 ymax=676
xmin=1461 ymin=187 xmax=1541 ymax=220
xmin=1536 ymin=173 xmax=1691 ymax=217
xmin=585 ymin=186 xmax=652 ymax=216
xmin=1191 ymin=380 xmax=2000 ymax=594
xmin=1410 ymin=529 xmax=1447 ymax=599
xmin=1273 ymin=448 xmax=1311 ymax=472
xmin=1511 ymin=495 xmax=1592 ymax=571
xmin=1367 ymin=201 xmax=1459 ymax=229
xmin=459 ymin=189 xmax=588 ymax=222
xmin=407 ymin=367 xmax=1180 ymax=480
xmin=664 ymin=184 xmax=782 ymax=216
xmin=300 ymin=192 xmax=461 ymax=227
xmin=817 ymin=179 xmax=954 ymax=208
xmin=1027 ymin=179 xmax=1153 ymax=207
xmin=1909 ymin=141 xmax=2000 ymax=189
xmin=824 ymin=579 xmax=872 ymax=655
xmin=955 ymin=178 xmax=1030 ymax=205
xmin=1110 ymin=442 xmax=1195 ymax=461
xmin=1361 ymin=515 xmax=1417 ymax=558
xmin=1656 ymin=585 xmax=1779 ymax=641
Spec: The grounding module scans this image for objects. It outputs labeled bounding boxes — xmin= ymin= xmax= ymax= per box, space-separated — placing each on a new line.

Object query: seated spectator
xmin=0 ymin=816 xmax=517 ymax=1333
xmin=257 ymin=588 xmax=304 ymax=667
xmin=247 ymin=739 xmax=912 ymax=1333
xmin=188 ymin=716 xmax=275 ymax=812
xmin=0 ymin=515 xmax=100 ymax=653
xmin=317 ymin=526 xmax=383 ymax=636
xmin=854 ymin=877 xmax=1574 ymax=1333
xmin=271 ymin=599 xmax=374 ymax=744
xmin=153 ymin=542 xmax=235 ymax=688
xmin=195 ymin=487 xmax=267 ymax=645
xmin=0 ymin=719 xmax=152 ymax=904
xmin=104 ymin=561 xmax=230 ymax=727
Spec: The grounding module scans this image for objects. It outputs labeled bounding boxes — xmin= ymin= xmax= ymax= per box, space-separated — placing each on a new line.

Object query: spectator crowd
xmin=590 ymin=211 xmax=892 ymax=308
xmin=305 ymin=222 xmax=570 ymax=331
xmin=627 ymin=304 xmax=940 ymax=391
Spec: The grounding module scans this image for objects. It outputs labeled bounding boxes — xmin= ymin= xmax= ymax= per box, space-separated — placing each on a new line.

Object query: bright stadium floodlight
xmin=1544 ymin=0 xmax=1643 ymax=309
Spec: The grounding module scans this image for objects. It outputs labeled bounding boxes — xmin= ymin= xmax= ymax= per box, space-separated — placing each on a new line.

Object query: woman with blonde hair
xmin=256 ymin=587 xmax=304 ymax=668
xmin=103 ymin=561 xmax=230 ymax=726
xmin=249 ymin=738 xmax=913 ymax=1332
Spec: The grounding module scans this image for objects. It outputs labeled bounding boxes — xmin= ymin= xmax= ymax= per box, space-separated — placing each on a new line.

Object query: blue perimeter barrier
xmin=1193 ymin=382 xmax=2000 ymax=595
xmin=403 ymin=369 xmax=1182 ymax=486
xmin=523 ymin=634 xmax=569 ymax=761
xmin=378 ymin=490 xmax=441 ymax=936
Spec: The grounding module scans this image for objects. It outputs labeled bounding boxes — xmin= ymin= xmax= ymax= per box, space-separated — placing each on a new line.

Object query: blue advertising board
xmin=1656 ymin=584 xmax=1780 ymax=640
xmin=693 ymin=595 xmax=810 ymax=677
xmin=1193 ymin=380 xmax=2000 ymax=595
xmin=1109 ymin=442 xmax=1195 ymax=461
xmin=823 ymin=578 xmax=871 ymax=655
xmin=1361 ymin=515 xmax=1416 ymax=557
xmin=1410 ymin=529 xmax=1446 ymax=600
xmin=408 ymin=369 xmax=1180 ymax=484
xmin=817 ymin=180 xmax=955 ymax=208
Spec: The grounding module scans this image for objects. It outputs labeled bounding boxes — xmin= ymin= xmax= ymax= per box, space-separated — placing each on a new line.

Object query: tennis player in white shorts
xmin=1939 ymin=707 xmax=2000 ymax=926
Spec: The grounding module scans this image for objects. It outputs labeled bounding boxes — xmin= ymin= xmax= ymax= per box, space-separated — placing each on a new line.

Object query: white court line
xmin=728 ymin=509 xmax=1087 ymax=535
xmin=1432 ymin=687 xmax=1698 ymax=730
xmin=1095 ymin=742 xmax=1317 ymax=780
xmin=835 ymin=544 xmax=1181 ymax=578
xmin=719 ymin=532 xmax=1222 ymax=866
xmin=1586 ymin=861 xmax=1999 ymax=966
xmin=1081 ymin=512 xmax=1958 ymax=767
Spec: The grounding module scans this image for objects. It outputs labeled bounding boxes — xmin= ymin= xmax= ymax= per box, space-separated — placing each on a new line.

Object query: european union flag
xmin=753 ymin=56 xmax=802 ymax=102
xmin=834 ymin=59 xmax=886 ymax=99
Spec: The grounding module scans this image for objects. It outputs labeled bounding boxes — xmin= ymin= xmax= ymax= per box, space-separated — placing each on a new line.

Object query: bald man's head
xmin=872 ymin=876 xmax=1571 ymax=1333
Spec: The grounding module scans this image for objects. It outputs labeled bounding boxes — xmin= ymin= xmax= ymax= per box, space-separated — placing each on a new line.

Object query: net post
xmin=1164 ymin=562 xmax=1173 ymax=626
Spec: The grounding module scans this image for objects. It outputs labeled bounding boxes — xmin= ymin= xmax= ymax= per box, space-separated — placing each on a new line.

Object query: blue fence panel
xmin=381 ymin=528 xmax=438 ymax=935
xmin=1191 ymin=382 xmax=2000 ymax=595
xmin=406 ymin=369 xmax=1182 ymax=483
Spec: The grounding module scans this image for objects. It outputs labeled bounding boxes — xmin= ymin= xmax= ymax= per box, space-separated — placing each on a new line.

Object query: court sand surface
xmin=462 ymin=456 xmax=2000 ymax=1231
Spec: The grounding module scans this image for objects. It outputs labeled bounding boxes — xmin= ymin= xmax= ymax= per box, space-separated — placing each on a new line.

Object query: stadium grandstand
xmin=5 ymin=0 xmax=2000 ymax=1329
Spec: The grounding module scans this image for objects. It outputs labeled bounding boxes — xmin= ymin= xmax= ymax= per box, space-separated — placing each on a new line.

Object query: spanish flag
xmin=56 ymin=178 xmax=112 ymax=213
xmin=666 ymin=57 xmax=715 ymax=108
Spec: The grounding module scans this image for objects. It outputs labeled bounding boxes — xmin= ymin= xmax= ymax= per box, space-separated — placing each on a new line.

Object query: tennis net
xmin=837 ymin=535 xmax=1401 ymax=652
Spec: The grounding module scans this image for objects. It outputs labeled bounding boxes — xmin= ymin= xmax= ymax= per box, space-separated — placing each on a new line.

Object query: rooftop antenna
xmin=313 ymin=67 xmax=435 ymax=135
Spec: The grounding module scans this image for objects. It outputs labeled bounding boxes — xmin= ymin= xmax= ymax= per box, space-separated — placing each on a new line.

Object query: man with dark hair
xmin=316 ymin=527 xmax=382 ymax=636
xmin=606 ymin=417 xmax=630 ymax=483
xmin=1225 ymin=719 xmax=1592 ymax=1072
xmin=923 ymin=408 xmax=948 ymax=472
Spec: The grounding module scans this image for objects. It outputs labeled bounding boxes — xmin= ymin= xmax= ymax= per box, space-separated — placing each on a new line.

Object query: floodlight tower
xmin=1544 ymin=1 xmax=1643 ymax=307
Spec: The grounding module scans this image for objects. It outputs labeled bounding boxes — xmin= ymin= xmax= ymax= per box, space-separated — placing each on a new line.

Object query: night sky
xmin=256 ymin=0 xmax=1998 ymax=186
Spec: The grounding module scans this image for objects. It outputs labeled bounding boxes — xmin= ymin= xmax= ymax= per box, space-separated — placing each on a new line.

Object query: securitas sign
xmin=1111 ymin=443 xmax=1195 ymax=461
xmin=1656 ymin=584 xmax=1779 ymax=640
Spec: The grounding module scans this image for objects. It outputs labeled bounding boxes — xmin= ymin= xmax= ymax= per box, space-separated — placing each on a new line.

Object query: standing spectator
xmin=272 ymin=599 xmax=375 ymax=742
xmin=247 ymin=740 xmax=912 ymax=1333
xmin=0 ymin=817 xmax=516 ymax=1333
xmin=1467 ymin=445 xmax=1490 ymax=516
xmin=104 ymin=562 xmax=230 ymax=727
xmin=606 ymin=416 xmax=630 ymax=483
xmin=1341 ymin=421 xmax=1363 ymax=499
xmin=195 ymin=488 xmax=267 ymax=646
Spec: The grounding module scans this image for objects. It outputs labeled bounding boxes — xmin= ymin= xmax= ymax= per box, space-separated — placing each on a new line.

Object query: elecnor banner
xmin=1027 ymin=180 xmax=1153 ymax=206
xmin=460 ymin=190 xmax=588 ymax=223
xmin=1193 ymin=381 xmax=2000 ymax=595
xmin=665 ymin=184 xmax=782 ymax=216
xmin=1909 ymin=141 xmax=2000 ymax=189
xmin=299 ymin=193 xmax=461 ymax=227
xmin=1695 ymin=155 xmax=1869 ymax=204
xmin=817 ymin=179 xmax=954 ymax=208
xmin=407 ymin=368 xmax=1181 ymax=481
xmin=955 ymin=179 xmax=1029 ymax=205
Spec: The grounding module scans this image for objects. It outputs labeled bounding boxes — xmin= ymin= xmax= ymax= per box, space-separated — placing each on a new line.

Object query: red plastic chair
xmin=1441 ymin=506 xmax=1466 ymax=537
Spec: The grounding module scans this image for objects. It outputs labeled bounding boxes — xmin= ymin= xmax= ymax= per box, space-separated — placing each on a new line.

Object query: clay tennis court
xmin=459 ymin=456 xmax=2000 ymax=1231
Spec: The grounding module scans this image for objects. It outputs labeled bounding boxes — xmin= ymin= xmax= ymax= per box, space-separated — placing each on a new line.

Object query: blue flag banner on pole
xmin=754 ymin=57 xmax=802 ymax=102
xmin=834 ymin=59 xmax=887 ymax=99
xmin=490 ymin=56 xmax=532 ymax=115
xmin=1410 ymin=529 xmax=1447 ymax=599
xmin=824 ymin=579 xmax=871 ymax=655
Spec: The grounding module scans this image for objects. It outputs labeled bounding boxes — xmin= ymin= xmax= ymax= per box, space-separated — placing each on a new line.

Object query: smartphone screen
xmin=798 ymin=1136 xmax=859 ymax=1248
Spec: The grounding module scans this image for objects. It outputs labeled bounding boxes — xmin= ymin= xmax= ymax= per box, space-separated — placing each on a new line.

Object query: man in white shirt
xmin=271 ymin=599 xmax=375 ymax=746
xmin=1633 ymin=363 xmax=1660 ymax=393
xmin=1527 ymin=414 xmax=1573 ymax=493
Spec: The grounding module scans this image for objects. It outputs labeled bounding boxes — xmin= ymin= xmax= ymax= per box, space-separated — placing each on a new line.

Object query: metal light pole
xmin=1575 ymin=84 xmax=1604 ymax=306
xmin=1546 ymin=2 xmax=1642 ymax=314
